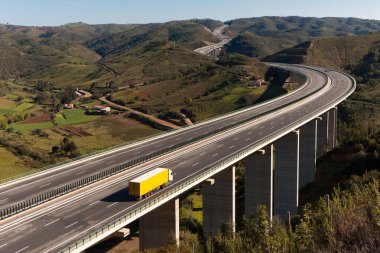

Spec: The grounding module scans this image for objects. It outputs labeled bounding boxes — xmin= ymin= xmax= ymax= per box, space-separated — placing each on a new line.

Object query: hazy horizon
xmin=0 ymin=0 xmax=379 ymax=26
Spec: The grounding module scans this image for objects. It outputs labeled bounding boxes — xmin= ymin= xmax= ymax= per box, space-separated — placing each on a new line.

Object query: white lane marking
xmin=76 ymin=171 xmax=87 ymax=175
xmin=0 ymin=198 xmax=8 ymax=202
xmin=192 ymin=163 xmax=199 ymax=167
xmin=233 ymin=137 xmax=239 ymax=141
xmin=247 ymin=132 xmax=253 ymax=135
xmin=258 ymin=132 xmax=263 ymax=135
xmin=89 ymin=201 xmax=99 ymax=206
xmin=281 ymin=121 xmax=284 ymax=124
xmin=245 ymin=138 xmax=251 ymax=141
xmin=0 ymin=243 xmax=7 ymax=248
xmin=0 ymin=158 xmax=106 ymax=194
xmin=15 ymin=246 xmax=29 ymax=253
xmin=107 ymin=203 xmax=118 ymax=208
xmin=229 ymin=145 xmax=235 ymax=149
xmin=178 ymin=161 xmax=186 ymax=166
xmin=39 ymin=183 xmax=51 ymax=189
xmin=259 ymin=126 xmax=264 ymax=129
xmin=270 ymin=126 xmax=274 ymax=130
xmin=106 ymin=160 xmax=115 ymax=165
xmin=199 ymin=152 xmax=206 ymax=156
xmin=44 ymin=219 xmax=60 ymax=227
xmin=212 ymin=153 xmax=218 ymax=157
xmin=65 ymin=221 xmax=78 ymax=229
xmin=217 ymin=144 xmax=224 ymax=148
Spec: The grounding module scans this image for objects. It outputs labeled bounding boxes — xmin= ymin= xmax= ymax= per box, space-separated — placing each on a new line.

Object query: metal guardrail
xmin=0 ymin=72 xmax=313 ymax=220
xmin=58 ymin=71 xmax=355 ymax=253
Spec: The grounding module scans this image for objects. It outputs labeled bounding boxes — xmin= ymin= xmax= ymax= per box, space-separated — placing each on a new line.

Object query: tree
xmin=0 ymin=119 xmax=8 ymax=130
xmin=59 ymin=86 xmax=77 ymax=104
xmin=60 ymin=137 xmax=77 ymax=156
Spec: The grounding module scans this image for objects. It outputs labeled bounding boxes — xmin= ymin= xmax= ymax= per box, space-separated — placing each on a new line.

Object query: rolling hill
xmin=224 ymin=16 xmax=380 ymax=58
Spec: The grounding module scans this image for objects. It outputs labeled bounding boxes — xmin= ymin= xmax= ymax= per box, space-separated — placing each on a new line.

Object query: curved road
xmin=0 ymin=64 xmax=355 ymax=253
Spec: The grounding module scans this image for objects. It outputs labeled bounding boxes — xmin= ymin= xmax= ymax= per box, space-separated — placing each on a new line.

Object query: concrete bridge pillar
xmin=202 ymin=166 xmax=235 ymax=237
xmin=328 ymin=107 xmax=337 ymax=149
xmin=317 ymin=112 xmax=329 ymax=155
xmin=244 ymin=145 xmax=274 ymax=221
xmin=139 ymin=198 xmax=179 ymax=250
xmin=274 ymin=131 xmax=300 ymax=220
xmin=299 ymin=120 xmax=317 ymax=188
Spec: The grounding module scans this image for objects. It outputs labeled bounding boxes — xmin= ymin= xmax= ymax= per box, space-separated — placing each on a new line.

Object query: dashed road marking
xmin=39 ymin=183 xmax=51 ymax=188
xmin=89 ymin=201 xmax=99 ymax=206
xmin=45 ymin=219 xmax=60 ymax=227
xmin=15 ymin=246 xmax=29 ymax=253
xmin=65 ymin=221 xmax=79 ymax=229
xmin=107 ymin=203 xmax=118 ymax=208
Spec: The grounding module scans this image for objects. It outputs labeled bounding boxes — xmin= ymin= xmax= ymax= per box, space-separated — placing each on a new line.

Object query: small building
xmin=64 ymin=103 xmax=74 ymax=109
xmin=93 ymin=105 xmax=111 ymax=113
xmin=249 ymin=76 xmax=266 ymax=87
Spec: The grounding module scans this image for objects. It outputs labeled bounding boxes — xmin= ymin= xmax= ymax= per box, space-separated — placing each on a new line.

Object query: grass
xmin=14 ymin=102 xmax=34 ymax=112
xmin=0 ymin=148 xmax=31 ymax=180
xmin=0 ymin=98 xmax=37 ymax=117
xmin=191 ymin=192 xmax=203 ymax=223
xmin=27 ymin=64 xmax=106 ymax=88
xmin=12 ymin=122 xmax=55 ymax=132
xmin=5 ymin=93 xmax=18 ymax=99
xmin=0 ymin=98 xmax=16 ymax=109
xmin=71 ymin=116 xmax=162 ymax=153
xmin=55 ymin=109 xmax=103 ymax=126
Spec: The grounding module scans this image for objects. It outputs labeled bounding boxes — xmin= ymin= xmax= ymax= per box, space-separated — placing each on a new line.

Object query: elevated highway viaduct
xmin=0 ymin=64 xmax=355 ymax=253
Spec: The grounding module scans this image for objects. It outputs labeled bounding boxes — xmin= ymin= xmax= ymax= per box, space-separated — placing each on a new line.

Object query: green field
xmin=55 ymin=109 xmax=103 ymax=126
xmin=12 ymin=122 xmax=55 ymax=132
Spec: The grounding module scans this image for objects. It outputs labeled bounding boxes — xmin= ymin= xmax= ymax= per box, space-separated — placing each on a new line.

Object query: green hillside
xmin=224 ymin=16 xmax=380 ymax=57
xmin=86 ymin=20 xmax=220 ymax=57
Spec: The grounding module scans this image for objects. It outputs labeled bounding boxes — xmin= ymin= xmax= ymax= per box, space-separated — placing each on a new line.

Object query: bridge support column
xmin=244 ymin=145 xmax=274 ymax=221
xmin=202 ymin=166 xmax=235 ymax=237
xmin=274 ymin=131 xmax=300 ymax=220
xmin=317 ymin=112 xmax=329 ymax=155
xmin=328 ymin=108 xmax=337 ymax=149
xmin=299 ymin=120 xmax=317 ymax=188
xmin=139 ymin=198 xmax=179 ymax=250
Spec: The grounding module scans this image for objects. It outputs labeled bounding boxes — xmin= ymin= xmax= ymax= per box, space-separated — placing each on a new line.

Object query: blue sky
xmin=0 ymin=0 xmax=379 ymax=26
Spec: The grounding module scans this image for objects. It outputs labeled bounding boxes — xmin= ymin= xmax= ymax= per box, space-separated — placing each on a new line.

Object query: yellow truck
xmin=129 ymin=168 xmax=174 ymax=199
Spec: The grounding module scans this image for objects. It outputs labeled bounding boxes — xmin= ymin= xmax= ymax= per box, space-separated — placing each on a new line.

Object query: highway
xmin=0 ymin=67 xmax=309 ymax=211
xmin=0 ymin=64 xmax=355 ymax=253
xmin=194 ymin=25 xmax=231 ymax=55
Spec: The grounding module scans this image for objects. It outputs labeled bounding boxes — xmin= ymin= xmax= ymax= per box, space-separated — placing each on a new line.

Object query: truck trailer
xmin=129 ymin=168 xmax=174 ymax=199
